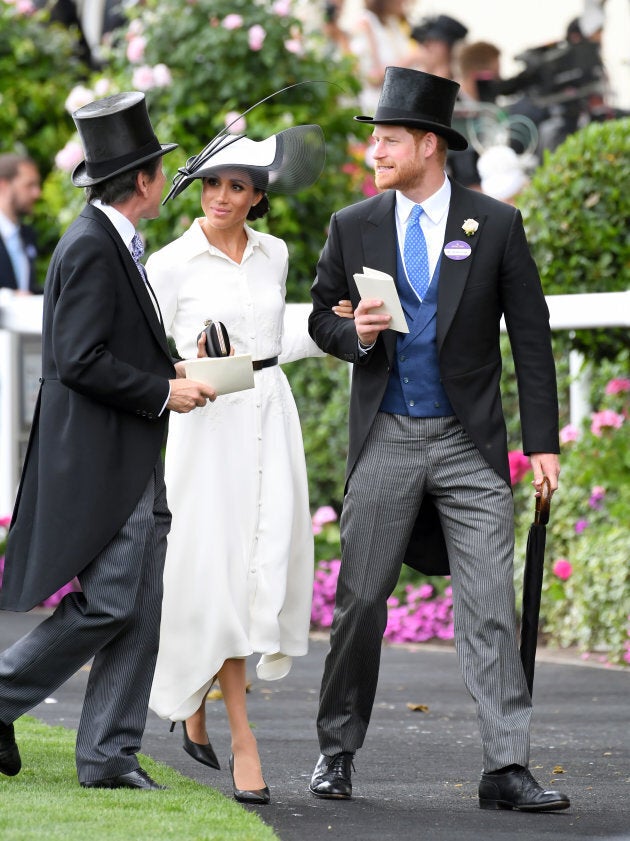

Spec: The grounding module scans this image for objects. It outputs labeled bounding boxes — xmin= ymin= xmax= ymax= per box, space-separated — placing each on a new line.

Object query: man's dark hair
xmin=85 ymin=157 xmax=161 ymax=205
xmin=0 ymin=153 xmax=37 ymax=181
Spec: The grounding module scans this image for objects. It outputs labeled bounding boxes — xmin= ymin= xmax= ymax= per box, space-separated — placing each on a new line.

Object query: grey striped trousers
xmin=0 ymin=460 xmax=170 ymax=783
xmin=317 ymin=413 xmax=532 ymax=772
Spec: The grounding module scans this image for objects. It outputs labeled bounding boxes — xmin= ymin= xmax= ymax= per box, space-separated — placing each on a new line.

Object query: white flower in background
xmin=248 ymin=24 xmax=266 ymax=51
xmin=132 ymin=65 xmax=156 ymax=91
xmin=272 ymin=0 xmax=291 ymax=16
xmin=284 ymin=37 xmax=302 ymax=55
xmin=462 ymin=218 xmax=479 ymax=237
xmin=93 ymin=78 xmax=112 ymax=97
xmin=152 ymin=63 xmax=172 ymax=87
xmin=224 ymin=111 xmax=247 ymax=134
xmin=127 ymin=18 xmax=143 ymax=36
xmin=64 ymin=85 xmax=95 ymax=114
xmin=55 ymin=140 xmax=84 ymax=173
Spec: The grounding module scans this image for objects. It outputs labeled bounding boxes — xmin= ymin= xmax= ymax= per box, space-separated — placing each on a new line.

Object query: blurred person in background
xmin=0 ymin=154 xmax=42 ymax=294
xmin=350 ymin=0 xmax=417 ymax=113
xmin=409 ymin=14 xmax=468 ymax=79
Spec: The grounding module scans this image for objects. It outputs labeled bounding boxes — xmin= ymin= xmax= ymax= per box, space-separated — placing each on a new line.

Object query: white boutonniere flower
xmin=462 ymin=218 xmax=479 ymax=237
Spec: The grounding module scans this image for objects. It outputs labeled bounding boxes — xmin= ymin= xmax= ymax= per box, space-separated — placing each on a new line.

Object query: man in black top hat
xmin=308 ymin=66 xmax=570 ymax=811
xmin=0 ymin=92 xmax=215 ymax=789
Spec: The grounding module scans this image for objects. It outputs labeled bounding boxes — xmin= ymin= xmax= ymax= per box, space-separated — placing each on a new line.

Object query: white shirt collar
xmin=183 ymin=218 xmax=271 ymax=261
xmin=396 ymin=174 xmax=451 ymax=227
xmin=91 ymin=199 xmax=137 ymax=252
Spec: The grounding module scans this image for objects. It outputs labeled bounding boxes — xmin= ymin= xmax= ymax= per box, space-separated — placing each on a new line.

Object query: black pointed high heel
xmin=169 ymin=720 xmax=221 ymax=770
xmin=229 ymin=753 xmax=270 ymax=805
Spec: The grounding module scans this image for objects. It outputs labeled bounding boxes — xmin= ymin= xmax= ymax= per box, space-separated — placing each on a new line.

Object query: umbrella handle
xmin=534 ymin=476 xmax=552 ymax=526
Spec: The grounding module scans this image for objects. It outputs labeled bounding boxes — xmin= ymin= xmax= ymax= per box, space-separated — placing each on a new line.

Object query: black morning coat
xmin=308 ymin=180 xmax=559 ymax=574
xmin=1 ymin=204 xmax=174 ymax=610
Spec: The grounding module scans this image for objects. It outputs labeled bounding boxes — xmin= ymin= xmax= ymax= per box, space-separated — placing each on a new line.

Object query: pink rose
xmin=605 ymin=378 xmax=630 ymax=395
xmin=552 ymin=558 xmax=573 ymax=581
xmin=312 ymin=505 xmax=338 ymax=527
xmin=55 ymin=140 xmax=84 ymax=172
xmin=222 ymin=14 xmax=243 ymax=30
xmin=559 ymin=424 xmax=579 ymax=444
xmin=590 ymin=410 xmax=624 ymax=437
xmin=224 ymin=111 xmax=247 ymax=134
xmin=508 ymin=450 xmax=531 ymax=485
xmin=272 ymin=0 xmax=291 ymax=15
xmin=248 ymin=24 xmax=266 ymax=51
xmin=126 ymin=35 xmax=146 ymax=63
xmin=284 ymin=38 xmax=303 ymax=55
xmin=132 ymin=65 xmax=156 ymax=91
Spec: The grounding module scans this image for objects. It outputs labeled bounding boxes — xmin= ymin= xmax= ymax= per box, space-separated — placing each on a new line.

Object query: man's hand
xmin=354 ymin=297 xmax=391 ymax=346
xmin=167 ymin=378 xmax=216 ymax=413
xmin=530 ymin=453 xmax=560 ymax=494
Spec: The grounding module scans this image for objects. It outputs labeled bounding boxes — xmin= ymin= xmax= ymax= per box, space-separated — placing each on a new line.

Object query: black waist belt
xmin=252 ymin=356 xmax=278 ymax=371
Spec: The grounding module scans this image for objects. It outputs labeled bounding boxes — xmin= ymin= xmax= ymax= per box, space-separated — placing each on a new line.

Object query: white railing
xmin=1 ymin=291 xmax=628 ymax=513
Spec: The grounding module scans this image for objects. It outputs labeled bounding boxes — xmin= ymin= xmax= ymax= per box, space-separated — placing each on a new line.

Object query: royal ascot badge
xmin=462 ymin=218 xmax=479 ymax=237
xmin=444 ymin=240 xmax=472 ymax=260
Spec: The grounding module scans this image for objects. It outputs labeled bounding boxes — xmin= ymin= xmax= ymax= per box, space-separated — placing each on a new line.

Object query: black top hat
xmin=411 ymin=15 xmax=468 ymax=47
xmin=71 ymin=91 xmax=177 ymax=187
xmin=355 ymin=66 xmax=468 ymax=151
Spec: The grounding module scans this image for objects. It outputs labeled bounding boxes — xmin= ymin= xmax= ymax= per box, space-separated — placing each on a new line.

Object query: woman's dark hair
xmin=85 ymin=156 xmax=161 ymax=205
xmin=247 ymin=193 xmax=269 ymax=220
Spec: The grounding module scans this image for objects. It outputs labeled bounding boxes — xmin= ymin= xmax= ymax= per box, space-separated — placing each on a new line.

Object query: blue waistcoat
xmin=379 ymin=245 xmax=454 ymax=417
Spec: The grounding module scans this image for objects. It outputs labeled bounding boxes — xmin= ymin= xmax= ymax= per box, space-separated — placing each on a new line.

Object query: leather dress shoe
xmin=176 ymin=721 xmax=220 ymax=770
xmin=0 ymin=721 xmax=21 ymax=777
xmin=229 ymin=754 xmax=270 ymax=805
xmin=479 ymin=765 xmax=570 ymax=811
xmin=81 ymin=767 xmax=166 ymax=790
xmin=309 ymin=752 xmax=354 ymax=799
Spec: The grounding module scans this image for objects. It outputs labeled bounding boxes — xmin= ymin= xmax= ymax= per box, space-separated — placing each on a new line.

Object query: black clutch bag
xmin=197 ymin=319 xmax=230 ymax=357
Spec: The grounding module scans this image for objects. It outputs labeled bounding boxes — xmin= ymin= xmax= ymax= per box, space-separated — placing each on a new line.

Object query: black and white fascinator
xmin=164 ymin=83 xmax=326 ymax=204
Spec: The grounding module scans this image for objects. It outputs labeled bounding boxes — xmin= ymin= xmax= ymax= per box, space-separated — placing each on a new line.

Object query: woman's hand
xmin=332 ymin=299 xmax=355 ymax=319
xmin=197 ymin=332 xmax=208 ymax=358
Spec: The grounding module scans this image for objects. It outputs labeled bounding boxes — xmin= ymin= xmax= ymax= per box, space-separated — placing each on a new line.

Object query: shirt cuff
xmin=158 ymin=383 xmax=171 ymax=417
xmin=358 ymin=338 xmax=375 ymax=355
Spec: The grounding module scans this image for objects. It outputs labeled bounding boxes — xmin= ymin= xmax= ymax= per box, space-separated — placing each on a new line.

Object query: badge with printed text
xmin=444 ymin=240 xmax=472 ymax=260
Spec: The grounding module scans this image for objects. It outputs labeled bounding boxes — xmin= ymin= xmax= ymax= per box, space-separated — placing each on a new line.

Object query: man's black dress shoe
xmin=309 ymin=752 xmax=354 ymax=799
xmin=479 ymin=765 xmax=570 ymax=811
xmin=171 ymin=720 xmax=220 ymax=770
xmin=80 ymin=767 xmax=166 ymax=790
xmin=229 ymin=754 xmax=270 ymax=805
xmin=0 ymin=721 xmax=21 ymax=777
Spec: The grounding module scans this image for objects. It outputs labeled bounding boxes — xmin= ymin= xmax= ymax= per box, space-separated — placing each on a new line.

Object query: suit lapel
xmin=81 ymin=205 xmax=171 ymax=359
xmin=436 ymin=180 xmax=486 ymax=352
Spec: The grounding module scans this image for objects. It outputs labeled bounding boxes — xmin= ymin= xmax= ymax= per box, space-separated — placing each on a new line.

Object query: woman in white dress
xmin=146 ymin=125 xmax=335 ymax=804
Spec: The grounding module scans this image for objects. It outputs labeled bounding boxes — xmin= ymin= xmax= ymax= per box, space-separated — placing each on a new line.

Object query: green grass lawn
xmin=0 ymin=717 xmax=279 ymax=841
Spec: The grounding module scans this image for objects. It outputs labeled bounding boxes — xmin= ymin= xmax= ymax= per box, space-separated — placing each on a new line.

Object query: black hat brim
xmin=71 ymin=143 xmax=178 ymax=187
xmin=354 ymin=115 xmax=468 ymax=151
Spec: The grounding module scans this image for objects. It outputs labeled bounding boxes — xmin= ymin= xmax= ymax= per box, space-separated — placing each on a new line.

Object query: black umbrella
xmin=519 ymin=476 xmax=552 ymax=697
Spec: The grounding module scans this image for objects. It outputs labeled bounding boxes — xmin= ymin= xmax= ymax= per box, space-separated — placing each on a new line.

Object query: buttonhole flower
xmin=462 ymin=218 xmax=479 ymax=237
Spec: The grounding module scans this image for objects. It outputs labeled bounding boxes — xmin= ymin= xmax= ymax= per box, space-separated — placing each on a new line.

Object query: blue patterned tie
xmin=131 ymin=232 xmax=144 ymax=269
xmin=403 ymin=204 xmax=430 ymax=301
